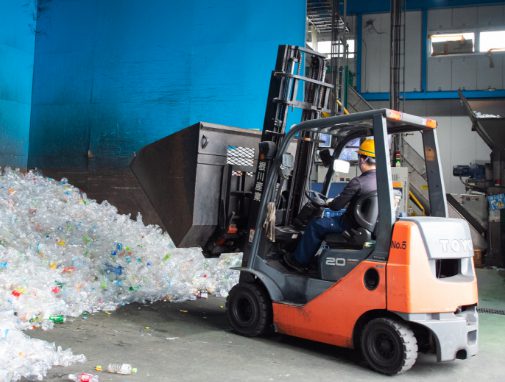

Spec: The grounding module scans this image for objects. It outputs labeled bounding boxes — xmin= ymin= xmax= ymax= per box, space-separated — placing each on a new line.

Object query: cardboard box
xmin=432 ymin=39 xmax=473 ymax=55
xmin=473 ymin=249 xmax=483 ymax=268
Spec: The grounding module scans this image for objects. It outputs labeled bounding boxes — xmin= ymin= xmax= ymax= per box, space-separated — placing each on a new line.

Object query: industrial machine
xmin=450 ymin=92 xmax=505 ymax=267
xmin=131 ymin=46 xmax=478 ymax=375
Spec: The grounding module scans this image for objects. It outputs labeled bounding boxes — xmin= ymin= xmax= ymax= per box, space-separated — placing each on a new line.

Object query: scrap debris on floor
xmin=0 ymin=168 xmax=242 ymax=381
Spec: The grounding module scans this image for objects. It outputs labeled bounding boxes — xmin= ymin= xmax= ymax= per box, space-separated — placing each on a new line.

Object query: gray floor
xmin=29 ymin=268 xmax=505 ymax=382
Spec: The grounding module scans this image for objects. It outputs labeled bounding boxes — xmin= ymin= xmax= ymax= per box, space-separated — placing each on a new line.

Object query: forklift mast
xmin=243 ymin=45 xmax=333 ymax=265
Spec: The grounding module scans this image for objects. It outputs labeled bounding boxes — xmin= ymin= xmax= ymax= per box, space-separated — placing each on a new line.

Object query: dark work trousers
xmin=293 ymin=216 xmax=346 ymax=266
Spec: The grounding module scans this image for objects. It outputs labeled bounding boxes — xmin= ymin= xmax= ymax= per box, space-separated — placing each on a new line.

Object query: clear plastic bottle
xmin=106 ymin=363 xmax=136 ymax=375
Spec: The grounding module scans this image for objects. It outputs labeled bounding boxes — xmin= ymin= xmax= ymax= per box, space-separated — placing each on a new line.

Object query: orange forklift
xmin=131 ymin=46 xmax=478 ymax=375
xmin=221 ymin=47 xmax=478 ymax=375
xmin=226 ymin=107 xmax=478 ymax=375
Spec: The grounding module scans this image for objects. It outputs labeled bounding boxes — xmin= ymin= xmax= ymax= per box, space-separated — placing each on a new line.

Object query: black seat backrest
xmin=353 ymin=190 xmax=378 ymax=233
xmin=324 ymin=191 xmax=379 ymax=249
xmin=320 ymin=192 xmax=379 ymax=275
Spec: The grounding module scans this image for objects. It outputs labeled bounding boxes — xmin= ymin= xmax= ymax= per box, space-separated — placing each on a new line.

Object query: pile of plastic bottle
xmin=0 ymin=168 xmax=242 ymax=381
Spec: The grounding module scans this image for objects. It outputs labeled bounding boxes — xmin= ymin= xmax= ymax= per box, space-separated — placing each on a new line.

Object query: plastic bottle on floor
xmin=106 ymin=363 xmax=137 ymax=375
xmin=68 ymin=372 xmax=99 ymax=382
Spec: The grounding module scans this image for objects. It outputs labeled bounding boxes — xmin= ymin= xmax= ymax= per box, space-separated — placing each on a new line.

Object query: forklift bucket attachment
xmin=130 ymin=122 xmax=260 ymax=248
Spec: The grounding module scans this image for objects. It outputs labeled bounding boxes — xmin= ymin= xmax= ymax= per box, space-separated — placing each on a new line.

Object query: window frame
xmin=430 ymin=32 xmax=475 ymax=56
xmin=429 ymin=27 xmax=505 ymax=58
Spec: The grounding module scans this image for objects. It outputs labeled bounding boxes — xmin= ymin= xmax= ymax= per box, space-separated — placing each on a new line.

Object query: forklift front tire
xmin=360 ymin=317 xmax=418 ymax=375
xmin=226 ymin=282 xmax=273 ymax=337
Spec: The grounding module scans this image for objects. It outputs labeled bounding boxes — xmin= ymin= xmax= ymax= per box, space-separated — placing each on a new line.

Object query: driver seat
xmin=324 ymin=191 xmax=378 ymax=249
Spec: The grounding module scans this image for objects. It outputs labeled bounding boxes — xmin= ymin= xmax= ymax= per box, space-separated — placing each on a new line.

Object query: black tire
xmin=226 ymin=282 xmax=273 ymax=337
xmin=360 ymin=318 xmax=418 ymax=375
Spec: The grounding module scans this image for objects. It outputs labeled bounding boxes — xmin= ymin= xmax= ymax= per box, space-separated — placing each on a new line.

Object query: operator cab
xmin=239 ymin=107 xmax=445 ymax=305
xmin=259 ymin=113 xmax=425 ymax=284
xmin=285 ymin=135 xmax=381 ymax=280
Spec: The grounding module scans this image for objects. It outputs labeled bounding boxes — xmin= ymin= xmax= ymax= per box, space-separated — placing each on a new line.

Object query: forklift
xmin=131 ymin=46 xmax=478 ymax=375
xmin=226 ymin=107 xmax=478 ymax=375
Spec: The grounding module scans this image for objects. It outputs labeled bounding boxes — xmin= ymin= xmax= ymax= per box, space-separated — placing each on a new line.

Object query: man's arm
xmin=327 ymin=177 xmax=361 ymax=211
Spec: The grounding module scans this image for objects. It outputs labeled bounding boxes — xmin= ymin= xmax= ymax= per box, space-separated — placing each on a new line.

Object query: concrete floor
xmin=29 ymin=268 xmax=505 ymax=382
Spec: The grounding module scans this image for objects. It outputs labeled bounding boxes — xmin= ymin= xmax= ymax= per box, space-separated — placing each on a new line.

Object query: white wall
xmin=361 ymin=11 xmax=422 ymax=92
xmin=361 ymin=12 xmax=391 ymax=92
xmin=360 ymin=4 xmax=505 ymax=92
xmin=405 ymin=11 xmax=422 ymax=92
xmin=427 ymin=5 xmax=505 ymax=91
xmin=404 ymin=116 xmax=491 ymax=194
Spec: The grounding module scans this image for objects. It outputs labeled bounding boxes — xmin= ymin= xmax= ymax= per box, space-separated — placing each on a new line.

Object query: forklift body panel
xmin=272 ymin=260 xmax=387 ymax=348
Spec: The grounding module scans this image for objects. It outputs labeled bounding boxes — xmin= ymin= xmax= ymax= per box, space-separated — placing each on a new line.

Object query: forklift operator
xmin=284 ymin=139 xmax=377 ymax=272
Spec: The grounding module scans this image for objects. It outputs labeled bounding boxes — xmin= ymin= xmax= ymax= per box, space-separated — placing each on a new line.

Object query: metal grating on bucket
xmin=232 ymin=170 xmax=254 ymax=177
xmin=477 ymin=307 xmax=505 ymax=315
xmin=227 ymin=146 xmax=255 ymax=167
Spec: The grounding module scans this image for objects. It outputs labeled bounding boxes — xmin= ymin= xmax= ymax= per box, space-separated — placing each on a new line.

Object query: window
xmin=338 ymin=137 xmax=360 ymax=161
xmin=429 ymin=30 xmax=505 ymax=56
xmin=316 ymin=40 xmax=356 ymax=59
xmin=430 ymin=32 xmax=474 ymax=56
xmin=479 ymin=30 xmax=505 ymax=52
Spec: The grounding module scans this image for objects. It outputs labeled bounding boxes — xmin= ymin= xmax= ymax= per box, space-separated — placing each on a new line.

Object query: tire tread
xmin=226 ymin=282 xmax=273 ymax=337
xmin=361 ymin=317 xmax=418 ymax=375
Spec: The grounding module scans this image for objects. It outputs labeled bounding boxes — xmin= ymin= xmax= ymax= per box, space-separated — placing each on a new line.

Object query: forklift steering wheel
xmin=305 ymin=190 xmax=327 ymax=208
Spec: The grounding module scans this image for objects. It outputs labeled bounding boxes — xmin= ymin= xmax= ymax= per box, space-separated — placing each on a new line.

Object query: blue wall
xmin=28 ymin=0 xmax=306 ymax=168
xmin=0 ymin=1 xmax=37 ymax=168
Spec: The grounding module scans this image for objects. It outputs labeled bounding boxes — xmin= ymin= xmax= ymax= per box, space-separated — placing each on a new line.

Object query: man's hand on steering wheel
xmin=305 ymin=190 xmax=328 ymax=208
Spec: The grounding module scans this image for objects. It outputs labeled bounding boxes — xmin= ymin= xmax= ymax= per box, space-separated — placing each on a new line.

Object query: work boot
xmin=283 ymin=252 xmax=307 ymax=273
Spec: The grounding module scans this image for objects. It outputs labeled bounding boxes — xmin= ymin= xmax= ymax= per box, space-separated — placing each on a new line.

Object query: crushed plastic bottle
xmin=49 ymin=314 xmax=66 ymax=324
xmin=474 ymin=111 xmax=502 ymax=118
xmin=0 ymin=167 xmax=242 ymax=381
xmin=106 ymin=363 xmax=137 ymax=375
xmin=68 ymin=372 xmax=99 ymax=382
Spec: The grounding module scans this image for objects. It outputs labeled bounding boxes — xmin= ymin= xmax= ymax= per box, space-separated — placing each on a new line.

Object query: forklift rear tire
xmin=360 ymin=317 xmax=418 ymax=375
xmin=226 ymin=282 xmax=272 ymax=337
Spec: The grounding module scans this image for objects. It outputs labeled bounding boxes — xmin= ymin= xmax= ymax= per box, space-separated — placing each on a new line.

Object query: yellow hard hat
xmin=357 ymin=139 xmax=375 ymax=158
